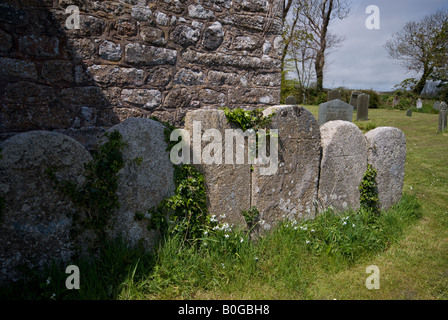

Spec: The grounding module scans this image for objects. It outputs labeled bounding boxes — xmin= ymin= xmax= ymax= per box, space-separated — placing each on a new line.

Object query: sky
xmin=286 ymin=0 xmax=448 ymax=92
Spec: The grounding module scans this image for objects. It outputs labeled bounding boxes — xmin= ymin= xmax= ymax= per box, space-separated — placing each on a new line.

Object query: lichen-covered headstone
xmin=356 ymin=93 xmax=369 ymax=121
xmin=416 ymin=98 xmax=423 ymax=109
xmin=365 ymin=127 xmax=406 ymax=210
xmin=439 ymin=102 xmax=447 ymax=133
xmin=184 ymin=110 xmax=251 ymax=228
xmin=0 ymin=131 xmax=92 ymax=285
xmin=318 ymin=120 xmax=367 ymax=212
xmin=285 ymin=95 xmax=297 ymax=105
xmin=105 ymin=118 xmax=175 ymax=249
xmin=252 ymin=106 xmax=321 ymax=231
xmin=349 ymin=91 xmax=361 ymax=110
xmin=318 ymin=99 xmax=353 ymax=126
xmin=327 ymin=89 xmax=341 ymax=101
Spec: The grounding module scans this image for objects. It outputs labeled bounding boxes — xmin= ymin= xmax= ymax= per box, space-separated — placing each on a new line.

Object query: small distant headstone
xmin=356 ymin=93 xmax=369 ymax=121
xmin=285 ymin=95 xmax=297 ymax=105
xmin=318 ymin=99 xmax=353 ymax=126
xmin=406 ymin=109 xmax=412 ymax=117
xmin=349 ymin=91 xmax=361 ymax=110
xmin=439 ymin=102 xmax=447 ymax=133
xmin=416 ymin=98 xmax=423 ymax=109
xmin=433 ymin=101 xmax=441 ymax=111
xmin=327 ymin=89 xmax=341 ymax=102
xmin=393 ymin=96 xmax=399 ymax=107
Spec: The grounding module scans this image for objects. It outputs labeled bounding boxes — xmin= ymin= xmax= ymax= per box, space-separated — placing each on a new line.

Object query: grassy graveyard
xmin=1 ymin=107 xmax=447 ymax=300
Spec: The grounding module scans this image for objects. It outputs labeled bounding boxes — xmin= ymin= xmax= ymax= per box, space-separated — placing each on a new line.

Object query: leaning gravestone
xmin=356 ymin=93 xmax=369 ymax=121
xmin=416 ymin=98 xmax=423 ymax=109
xmin=0 ymin=131 xmax=92 ymax=285
xmin=252 ymin=106 xmax=321 ymax=231
xmin=327 ymin=89 xmax=341 ymax=101
xmin=184 ymin=110 xmax=251 ymax=228
xmin=433 ymin=101 xmax=441 ymax=111
xmin=318 ymin=99 xmax=353 ymax=126
xmin=406 ymin=109 xmax=412 ymax=117
xmin=349 ymin=91 xmax=361 ymax=110
xmin=365 ymin=127 xmax=406 ymax=210
xmin=106 ymin=118 xmax=175 ymax=249
xmin=318 ymin=120 xmax=367 ymax=212
xmin=439 ymin=102 xmax=447 ymax=133
xmin=285 ymin=95 xmax=297 ymax=105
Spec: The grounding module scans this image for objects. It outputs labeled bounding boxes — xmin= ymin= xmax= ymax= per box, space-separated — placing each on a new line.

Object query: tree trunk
xmin=413 ymin=64 xmax=433 ymax=95
xmin=315 ymin=51 xmax=325 ymax=92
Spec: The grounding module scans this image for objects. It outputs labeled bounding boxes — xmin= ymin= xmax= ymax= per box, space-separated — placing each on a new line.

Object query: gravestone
xmin=318 ymin=99 xmax=353 ymax=126
xmin=393 ymin=96 xmax=399 ymax=107
xmin=433 ymin=101 xmax=440 ymax=111
xmin=365 ymin=127 xmax=406 ymax=210
xmin=285 ymin=95 xmax=297 ymax=105
xmin=252 ymin=105 xmax=321 ymax=231
xmin=406 ymin=109 xmax=412 ymax=117
xmin=416 ymin=98 xmax=423 ymax=109
xmin=327 ymin=89 xmax=341 ymax=102
xmin=349 ymin=91 xmax=361 ymax=110
xmin=0 ymin=131 xmax=92 ymax=285
xmin=439 ymin=102 xmax=447 ymax=133
xmin=356 ymin=93 xmax=369 ymax=121
xmin=105 ymin=118 xmax=175 ymax=249
xmin=318 ymin=120 xmax=367 ymax=212
xmin=184 ymin=109 xmax=251 ymax=228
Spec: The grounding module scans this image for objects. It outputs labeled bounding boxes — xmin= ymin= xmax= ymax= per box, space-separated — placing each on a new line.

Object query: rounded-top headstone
xmin=318 ymin=120 xmax=367 ymax=212
xmin=106 ymin=117 xmax=175 ymax=249
xmin=0 ymin=131 xmax=92 ymax=284
xmin=285 ymin=95 xmax=297 ymax=105
xmin=365 ymin=127 xmax=406 ymax=210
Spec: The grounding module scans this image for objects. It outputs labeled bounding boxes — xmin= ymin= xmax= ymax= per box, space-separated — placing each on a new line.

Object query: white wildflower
xmin=224 ymin=234 xmax=229 ymax=238
xmin=306 ymin=240 xmax=310 ymax=244
xmin=240 ymin=237 xmax=244 ymax=243
xmin=46 ymin=277 xmax=51 ymax=285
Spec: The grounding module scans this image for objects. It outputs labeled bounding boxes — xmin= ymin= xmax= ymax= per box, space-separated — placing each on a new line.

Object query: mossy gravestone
xmin=356 ymin=93 xmax=369 ymax=121
xmin=318 ymin=99 xmax=353 ymax=126
xmin=365 ymin=127 xmax=406 ymax=210
xmin=318 ymin=120 xmax=367 ymax=212
xmin=105 ymin=118 xmax=175 ymax=249
xmin=252 ymin=106 xmax=321 ymax=230
xmin=0 ymin=131 xmax=92 ymax=285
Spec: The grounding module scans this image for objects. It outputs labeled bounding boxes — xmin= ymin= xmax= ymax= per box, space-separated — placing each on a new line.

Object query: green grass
xmin=1 ymin=107 xmax=447 ymax=300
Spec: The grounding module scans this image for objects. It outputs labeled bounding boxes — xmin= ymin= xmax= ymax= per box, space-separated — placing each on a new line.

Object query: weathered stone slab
xmin=349 ymin=91 xmax=361 ymax=110
xmin=0 ymin=131 xmax=92 ymax=285
xmin=433 ymin=101 xmax=440 ymax=111
xmin=327 ymin=89 xmax=341 ymax=101
xmin=439 ymin=102 xmax=447 ymax=133
xmin=365 ymin=127 xmax=406 ymax=210
xmin=184 ymin=110 xmax=251 ymax=228
xmin=406 ymin=109 xmax=412 ymax=117
xmin=252 ymin=106 xmax=321 ymax=231
xmin=416 ymin=98 xmax=423 ymax=109
xmin=356 ymin=93 xmax=369 ymax=121
xmin=318 ymin=120 xmax=367 ymax=212
xmin=105 ymin=118 xmax=175 ymax=249
xmin=285 ymin=95 xmax=297 ymax=105
xmin=318 ymin=99 xmax=353 ymax=126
